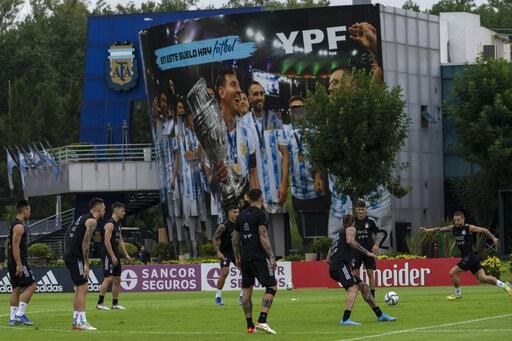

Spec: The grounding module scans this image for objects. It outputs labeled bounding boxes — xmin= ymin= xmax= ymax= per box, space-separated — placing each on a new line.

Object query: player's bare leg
xmin=474 ymin=269 xmax=511 ymax=295
xmin=13 ymin=282 xmax=36 ymax=325
xmin=256 ymin=286 xmax=277 ymax=334
xmin=447 ymin=266 xmax=463 ymax=300
xmin=73 ymin=283 xmax=95 ymax=330
xmin=111 ymin=276 xmax=125 ymax=309
xmin=367 ymin=269 xmax=376 ymax=298
xmin=215 ymin=266 xmax=229 ymax=305
xmin=356 ymin=282 xmax=395 ymax=322
xmin=339 ymin=285 xmax=360 ymax=325
xmin=97 ymin=276 xmax=112 ymax=310
xmin=241 ymin=287 xmax=255 ymax=333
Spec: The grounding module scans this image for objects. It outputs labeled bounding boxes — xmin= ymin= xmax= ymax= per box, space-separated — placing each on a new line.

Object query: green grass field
xmin=0 ymin=286 xmax=511 ymax=340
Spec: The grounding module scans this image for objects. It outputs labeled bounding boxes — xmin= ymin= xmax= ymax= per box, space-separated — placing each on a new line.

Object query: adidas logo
xmin=36 ymin=270 xmax=63 ymax=293
xmin=87 ymin=270 xmax=100 ymax=292
xmin=0 ymin=273 xmax=12 ymax=293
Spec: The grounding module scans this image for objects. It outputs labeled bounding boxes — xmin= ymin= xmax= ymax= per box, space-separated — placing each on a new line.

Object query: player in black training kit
xmin=352 ymin=200 xmax=381 ymax=298
xmin=232 ymin=189 xmax=277 ymax=335
xmin=421 ymin=211 xmax=511 ymax=300
xmin=97 ymin=202 xmax=131 ymax=311
xmin=64 ymin=197 xmax=105 ymax=331
xmin=327 ymin=214 xmax=396 ymax=326
xmin=7 ymin=200 xmax=36 ymax=326
xmin=212 ymin=205 xmax=240 ymax=305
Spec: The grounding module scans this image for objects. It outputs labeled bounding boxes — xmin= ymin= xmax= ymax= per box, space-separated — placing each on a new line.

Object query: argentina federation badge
xmin=106 ymin=42 xmax=139 ymax=91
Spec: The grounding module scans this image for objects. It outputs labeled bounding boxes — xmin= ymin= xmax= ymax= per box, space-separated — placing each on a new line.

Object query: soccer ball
xmin=384 ymin=291 xmax=399 ymax=306
xmin=286 ymin=282 xmax=293 ymax=291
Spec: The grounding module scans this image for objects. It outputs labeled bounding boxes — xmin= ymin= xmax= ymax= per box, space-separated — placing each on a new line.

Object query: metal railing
xmin=49 ymin=144 xmax=155 ymax=165
xmin=28 ymin=208 xmax=76 ymax=238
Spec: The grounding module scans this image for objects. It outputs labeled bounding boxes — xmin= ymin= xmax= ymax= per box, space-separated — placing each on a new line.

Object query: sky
xmin=19 ymin=0 xmax=490 ymax=17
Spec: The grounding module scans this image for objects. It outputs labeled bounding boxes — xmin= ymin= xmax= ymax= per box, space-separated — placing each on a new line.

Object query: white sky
xmin=19 ymin=0 xmax=489 ymax=17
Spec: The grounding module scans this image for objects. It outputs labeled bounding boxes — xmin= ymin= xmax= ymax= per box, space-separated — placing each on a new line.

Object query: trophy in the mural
xmin=187 ymin=78 xmax=248 ymax=207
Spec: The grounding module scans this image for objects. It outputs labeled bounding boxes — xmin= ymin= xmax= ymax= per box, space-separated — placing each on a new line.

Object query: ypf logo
xmin=121 ymin=269 xmax=138 ymax=291
xmin=206 ymin=268 xmax=222 ymax=288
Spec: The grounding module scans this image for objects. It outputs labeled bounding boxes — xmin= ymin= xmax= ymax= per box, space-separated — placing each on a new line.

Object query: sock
xmin=496 ymin=280 xmax=506 ymax=288
xmin=240 ymin=289 xmax=243 ymax=297
xmin=371 ymin=289 xmax=376 ymax=298
xmin=113 ymin=298 xmax=118 ymax=306
xmin=372 ymin=306 xmax=383 ymax=318
xmin=73 ymin=311 xmax=78 ymax=324
xmin=258 ymin=312 xmax=268 ymax=324
xmin=15 ymin=301 xmax=27 ymax=317
xmin=343 ymin=309 xmax=351 ymax=321
xmin=98 ymin=295 xmax=104 ymax=305
xmin=246 ymin=317 xmax=254 ymax=328
xmin=79 ymin=311 xmax=87 ymax=324
xmin=216 ymin=290 xmax=222 ymax=298
xmin=455 ymin=287 xmax=462 ymax=295
xmin=10 ymin=306 xmax=18 ymax=320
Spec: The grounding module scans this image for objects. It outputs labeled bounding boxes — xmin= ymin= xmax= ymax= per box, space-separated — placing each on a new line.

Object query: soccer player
xmin=327 ymin=214 xmax=395 ymax=326
xmin=7 ymin=200 xmax=36 ymax=326
xmin=352 ymin=200 xmax=381 ymax=298
xmin=232 ymin=189 xmax=277 ymax=335
xmin=420 ymin=211 xmax=512 ymax=300
xmin=212 ymin=205 xmax=240 ymax=305
xmin=64 ymin=197 xmax=106 ymax=331
xmin=97 ymin=202 xmax=131 ymax=311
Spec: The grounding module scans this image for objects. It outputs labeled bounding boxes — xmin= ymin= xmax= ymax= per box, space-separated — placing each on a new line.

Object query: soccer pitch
xmin=1 ymin=286 xmax=511 ymax=340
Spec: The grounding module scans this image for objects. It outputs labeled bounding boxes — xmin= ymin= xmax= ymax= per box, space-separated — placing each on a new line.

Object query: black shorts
xmin=8 ymin=262 xmax=35 ymax=289
xmin=457 ymin=255 xmax=482 ymax=274
xmin=329 ymin=262 xmax=362 ymax=290
xmin=241 ymin=258 xmax=277 ymax=288
xmin=220 ymin=252 xmax=235 ymax=268
xmin=102 ymin=254 xmax=122 ymax=277
xmin=65 ymin=259 xmax=88 ymax=286
xmin=353 ymin=252 xmax=377 ymax=270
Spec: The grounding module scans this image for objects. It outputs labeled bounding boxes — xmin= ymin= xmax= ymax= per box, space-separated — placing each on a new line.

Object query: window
xmin=482 ymin=45 xmax=496 ymax=61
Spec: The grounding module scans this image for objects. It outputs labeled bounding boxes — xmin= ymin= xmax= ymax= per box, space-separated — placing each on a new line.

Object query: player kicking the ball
xmin=97 ymin=202 xmax=131 ymax=311
xmin=420 ymin=211 xmax=511 ymax=300
xmin=212 ymin=205 xmax=240 ymax=305
xmin=327 ymin=214 xmax=396 ymax=326
xmin=232 ymin=189 xmax=277 ymax=335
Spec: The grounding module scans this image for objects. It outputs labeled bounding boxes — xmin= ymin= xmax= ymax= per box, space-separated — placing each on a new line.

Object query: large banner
xmin=120 ymin=264 xmax=201 ymax=292
xmin=292 ymin=259 xmax=479 ymax=288
xmin=200 ymin=262 xmax=291 ymax=291
xmin=139 ymin=4 xmax=386 ymax=242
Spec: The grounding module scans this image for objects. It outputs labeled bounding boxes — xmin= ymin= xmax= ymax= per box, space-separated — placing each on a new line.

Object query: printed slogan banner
xmin=155 ymin=36 xmax=256 ymax=70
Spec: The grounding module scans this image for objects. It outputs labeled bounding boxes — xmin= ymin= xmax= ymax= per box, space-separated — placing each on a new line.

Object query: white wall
xmin=380 ymin=6 xmax=444 ymax=233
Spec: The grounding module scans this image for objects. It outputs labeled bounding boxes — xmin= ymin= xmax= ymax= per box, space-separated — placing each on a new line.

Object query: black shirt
xmin=64 ymin=213 xmax=94 ymax=262
xmin=219 ymin=219 xmax=236 ymax=256
xmin=7 ymin=218 xmax=29 ymax=266
xmin=329 ymin=227 xmax=354 ymax=265
xmin=452 ymin=224 xmax=476 ymax=258
xmin=102 ymin=218 xmax=122 ymax=257
xmin=355 ymin=216 xmax=379 ymax=249
xmin=235 ymin=206 xmax=269 ymax=262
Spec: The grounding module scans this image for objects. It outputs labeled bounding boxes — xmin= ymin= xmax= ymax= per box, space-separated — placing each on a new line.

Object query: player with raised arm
xmin=64 ymin=197 xmax=105 ymax=331
xmin=420 ymin=211 xmax=511 ymax=300
xmin=6 ymin=200 xmax=36 ymax=326
xmin=212 ymin=205 xmax=240 ymax=305
xmin=232 ymin=189 xmax=277 ymax=335
xmin=97 ymin=202 xmax=131 ymax=311
xmin=327 ymin=214 xmax=395 ymax=326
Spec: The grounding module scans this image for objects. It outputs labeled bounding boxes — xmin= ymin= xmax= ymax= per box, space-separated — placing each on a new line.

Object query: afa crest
xmin=106 ymin=42 xmax=139 ymax=91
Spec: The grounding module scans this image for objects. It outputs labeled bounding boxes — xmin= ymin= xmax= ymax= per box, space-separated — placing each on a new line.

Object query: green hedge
xmin=28 ymin=243 xmax=51 ymax=258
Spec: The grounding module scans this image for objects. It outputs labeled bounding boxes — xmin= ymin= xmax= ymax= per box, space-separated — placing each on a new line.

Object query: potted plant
xmin=313 ymin=237 xmax=331 ymax=260
xmin=304 ymin=243 xmax=318 ymax=261
xmin=28 ymin=243 xmax=51 ymax=266
xmin=179 ymin=242 xmax=191 ymax=262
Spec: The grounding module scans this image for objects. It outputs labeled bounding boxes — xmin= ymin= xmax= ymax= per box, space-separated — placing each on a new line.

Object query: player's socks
xmin=246 ymin=317 xmax=255 ymax=328
xmin=496 ymin=280 xmax=506 ymax=288
xmin=454 ymin=287 xmax=462 ymax=296
xmin=10 ymin=306 xmax=18 ymax=320
xmin=14 ymin=301 xmax=27 ymax=317
xmin=372 ymin=306 xmax=383 ymax=318
xmin=113 ymin=299 xmax=118 ymax=306
xmin=73 ymin=311 xmax=79 ymax=324
xmin=215 ymin=290 xmax=222 ymax=298
xmin=343 ymin=310 xmax=351 ymax=321
xmin=258 ymin=312 xmax=268 ymax=324
xmin=79 ymin=312 xmax=87 ymax=324
xmin=371 ymin=289 xmax=375 ymax=298
xmin=98 ymin=295 xmax=105 ymax=305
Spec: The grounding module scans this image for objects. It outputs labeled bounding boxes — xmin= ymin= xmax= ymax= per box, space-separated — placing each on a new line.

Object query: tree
xmin=427 ymin=0 xmax=476 ymax=15
xmin=402 ymin=0 xmax=420 ymax=12
xmin=447 ymin=58 xmax=512 ymax=226
xmin=0 ymin=0 xmax=22 ymax=33
xmin=302 ymin=69 xmax=410 ymax=209
xmin=476 ymin=1 xmax=512 ymax=33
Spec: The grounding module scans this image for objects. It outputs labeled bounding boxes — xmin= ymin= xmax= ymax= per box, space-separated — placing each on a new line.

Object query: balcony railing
xmin=49 ymin=144 xmax=155 ymax=165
